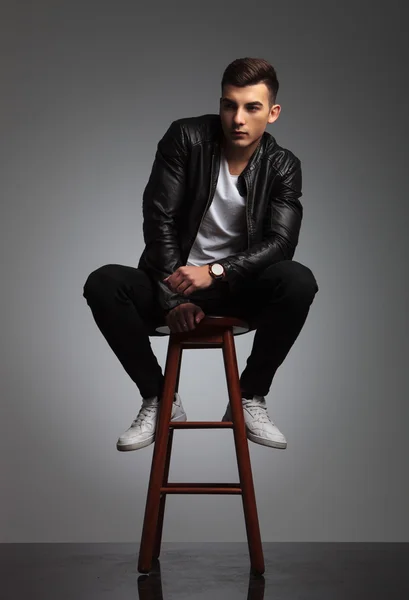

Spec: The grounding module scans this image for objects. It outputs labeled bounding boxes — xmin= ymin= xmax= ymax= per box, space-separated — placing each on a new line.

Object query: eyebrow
xmin=221 ymin=97 xmax=264 ymax=107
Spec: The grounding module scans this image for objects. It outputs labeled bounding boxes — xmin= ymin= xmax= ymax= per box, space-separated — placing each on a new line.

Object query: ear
xmin=268 ymin=105 xmax=281 ymax=124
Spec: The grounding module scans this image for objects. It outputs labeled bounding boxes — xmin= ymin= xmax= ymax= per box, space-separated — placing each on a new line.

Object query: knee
xmin=262 ymin=260 xmax=319 ymax=304
xmin=83 ymin=264 xmax=117 ymax=300
xmin=281 ymin=261 xmax=319 ymax=303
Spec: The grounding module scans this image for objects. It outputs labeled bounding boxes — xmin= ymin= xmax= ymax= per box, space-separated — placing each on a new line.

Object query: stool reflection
xmin=137 ymin=558 xmax=265 ymax=599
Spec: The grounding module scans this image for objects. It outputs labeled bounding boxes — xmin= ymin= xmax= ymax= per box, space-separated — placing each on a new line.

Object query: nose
xmin=233 ymin=109 xmax=245 ymax=126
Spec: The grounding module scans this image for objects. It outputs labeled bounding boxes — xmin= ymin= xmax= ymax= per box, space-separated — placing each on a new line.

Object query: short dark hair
xmin=221 ymin=57 xmax=279 ymax=106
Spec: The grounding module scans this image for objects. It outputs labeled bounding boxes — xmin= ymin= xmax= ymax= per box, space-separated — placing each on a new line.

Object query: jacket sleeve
xmin=140 ymin=120 xmax=191 ymax=313
xmin=218 ymin=156 xmax=303 ymax=287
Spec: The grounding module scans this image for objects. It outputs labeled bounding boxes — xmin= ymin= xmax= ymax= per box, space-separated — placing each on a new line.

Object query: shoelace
xmin=132 ymin=404 xmax=158 ymax=427
xmin=243 ymin=400 xmax=274 ymax=425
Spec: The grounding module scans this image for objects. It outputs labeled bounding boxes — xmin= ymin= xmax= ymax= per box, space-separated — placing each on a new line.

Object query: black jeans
xmin=83 ymin=260 xmax=319 ymax=399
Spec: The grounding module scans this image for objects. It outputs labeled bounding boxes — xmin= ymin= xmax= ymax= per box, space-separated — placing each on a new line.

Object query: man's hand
xmin=163 ymin=265 xmax=213 ymax=296
xmin=166 ymin=303 xmax=205 ymax=333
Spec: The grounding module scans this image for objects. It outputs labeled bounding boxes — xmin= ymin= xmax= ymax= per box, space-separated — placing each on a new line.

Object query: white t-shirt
xmin=186 ymin=151 xmax=247 ymax=266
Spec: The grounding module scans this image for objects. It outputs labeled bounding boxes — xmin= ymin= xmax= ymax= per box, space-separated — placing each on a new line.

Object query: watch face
xmin=212 ymin=263 xmax=224 ymax=276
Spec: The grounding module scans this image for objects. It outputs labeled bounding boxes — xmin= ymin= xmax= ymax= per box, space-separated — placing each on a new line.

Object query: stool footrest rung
xmin=161 ymin=482 xmax=242 ymax=494
xmin=169 ymin=421 xmax=233 ymax=429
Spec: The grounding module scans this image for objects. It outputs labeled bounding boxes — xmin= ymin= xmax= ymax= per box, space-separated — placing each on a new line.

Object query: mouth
xmin=231 ymin=131 xmax=247 ymax=136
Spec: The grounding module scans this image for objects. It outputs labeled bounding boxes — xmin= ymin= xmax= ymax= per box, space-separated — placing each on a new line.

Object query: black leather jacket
xmin=138 ymin=113 xmax=303 ymax=313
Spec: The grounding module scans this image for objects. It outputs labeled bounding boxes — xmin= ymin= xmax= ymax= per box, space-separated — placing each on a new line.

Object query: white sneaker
xmin=222 ymin=395 xmax=287 ymax=449
xmin=117 ymin=392 xmax=187 ymax=452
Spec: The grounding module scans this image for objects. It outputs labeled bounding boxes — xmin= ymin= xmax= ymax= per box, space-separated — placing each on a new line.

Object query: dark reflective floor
xmin=137 ymin=554 xmax=266 ymax=600
xmin=1 ymin=542 xmax=408 ymax=599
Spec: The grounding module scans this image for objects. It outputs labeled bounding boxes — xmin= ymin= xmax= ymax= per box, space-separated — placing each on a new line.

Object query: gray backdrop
xmin=1 ymin=0 xmax=408 ymax=543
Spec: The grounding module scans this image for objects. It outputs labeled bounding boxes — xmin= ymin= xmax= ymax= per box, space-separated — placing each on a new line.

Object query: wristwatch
xmin=208 ymin=262 xmax=225 ymax=280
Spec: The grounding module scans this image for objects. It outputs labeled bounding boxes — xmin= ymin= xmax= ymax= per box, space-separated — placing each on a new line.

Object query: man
xmin=83 ymin=57 xmax=319 ymax=453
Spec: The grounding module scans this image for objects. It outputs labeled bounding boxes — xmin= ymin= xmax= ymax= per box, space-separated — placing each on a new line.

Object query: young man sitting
xmin=83 ymin=57 xmax=319 ymax=452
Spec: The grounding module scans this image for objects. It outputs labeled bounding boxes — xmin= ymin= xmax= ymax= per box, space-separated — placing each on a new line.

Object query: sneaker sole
xmin=116 ymin=411 xmax=187 ymax=452
xmin=247 ymin=431 xmax=287 ymax=449
xmin=222 ymin=415 xmax=287 ymax=449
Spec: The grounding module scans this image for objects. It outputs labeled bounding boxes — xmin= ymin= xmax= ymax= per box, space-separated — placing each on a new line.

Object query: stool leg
xmin=153 ymin=347 xmax=183 ymax=559
xmin=138 ymin=336 xmax=182 ymax=573
xmin=153 ymin=428 xmax=174 ymax=559
xmin=222 ymin=329 xmax=265 ymax=576
xmin=137 ymin=556 xmax=163 ymax=599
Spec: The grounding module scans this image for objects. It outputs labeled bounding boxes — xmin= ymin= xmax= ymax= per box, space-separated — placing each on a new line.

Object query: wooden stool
xmin=137 ymin=315 xmax=265 ymax=576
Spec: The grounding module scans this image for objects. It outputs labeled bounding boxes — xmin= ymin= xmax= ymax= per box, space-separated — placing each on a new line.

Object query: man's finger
xmin=172 ymin=271 xmax=183 ymax=283
xmin=176 ymin=280 xmax=188 ymax=292
xmin=195 ymin=309 xmax=205 ymax=323
xmin=166 ymin=279 xmax=180 ymax=292
xmin=177 ymin=316 xmax=188 ymax=332
xmin=186 ymin=312 xmax=195 ymax=330
xmin=174 ymin=306 xmax=187 ymax=332
xmin=171 ymin=316 xmax=182 ymax=332
xmin=177 ymin=306 xmax=194 ymax=331
xmin=164 ymin=274 xmax=176 ymax=283
xmin=183 ymin=285 xmax=196 ymax=296
xmin=164 ymin=278 xmax=174 ymax=289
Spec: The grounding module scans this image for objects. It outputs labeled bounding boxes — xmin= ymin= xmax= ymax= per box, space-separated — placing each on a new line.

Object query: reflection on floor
xmin=1 ymin=542 xmax=408 ymax=599
xmin=138 ymin=557 xmax=265 ymax=599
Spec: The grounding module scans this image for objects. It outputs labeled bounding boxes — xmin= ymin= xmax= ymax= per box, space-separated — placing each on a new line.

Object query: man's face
xmin=219 ymin=83 xmax=280 ymax=152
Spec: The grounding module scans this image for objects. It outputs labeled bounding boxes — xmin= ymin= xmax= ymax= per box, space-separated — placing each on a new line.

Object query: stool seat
xmin=155 ymin=315 xmax=250 ymax=336
xmin=138 ymin=314 xmax=265 ymax=576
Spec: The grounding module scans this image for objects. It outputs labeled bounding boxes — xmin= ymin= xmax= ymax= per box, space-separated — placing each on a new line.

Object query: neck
xmin=221 ymin=134 xmax=262 ymax=163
